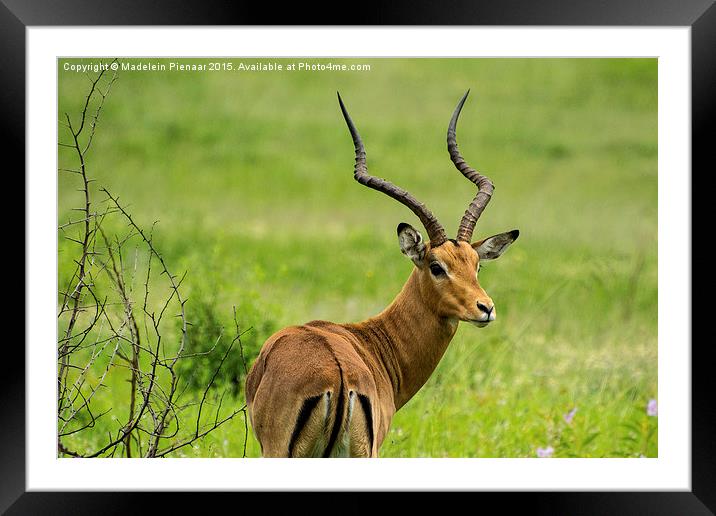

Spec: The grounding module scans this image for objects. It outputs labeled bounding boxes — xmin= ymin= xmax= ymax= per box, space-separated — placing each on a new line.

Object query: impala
xmin=245 ymin=91 xmax=519 ymax=457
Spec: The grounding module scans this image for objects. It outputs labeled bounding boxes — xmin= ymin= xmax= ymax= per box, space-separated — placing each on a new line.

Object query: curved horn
xmin=447 ymin=90 xmax=494 ymax=242
xmin=338 ymin=92 xmax=447 ymax=247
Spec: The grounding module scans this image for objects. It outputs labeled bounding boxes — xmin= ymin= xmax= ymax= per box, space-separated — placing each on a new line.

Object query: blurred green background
xmin=58 ymin=58 xmax=657 ymax=458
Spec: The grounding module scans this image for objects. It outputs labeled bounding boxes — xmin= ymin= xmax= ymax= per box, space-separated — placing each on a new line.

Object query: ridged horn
xmin=447 ymin=90 xmax=494 ymax=242
xmin=338 ymin=92 xmax=447 ymax=247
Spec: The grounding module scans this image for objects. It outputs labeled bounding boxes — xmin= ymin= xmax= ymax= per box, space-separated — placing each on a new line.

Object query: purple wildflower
xmin=564 ymin=407 xmax=577 ymax=424
xmin=647 ymin=399 xmax=658 ymax=417
xmin=536 ymin=446 xmax=554 ymax=458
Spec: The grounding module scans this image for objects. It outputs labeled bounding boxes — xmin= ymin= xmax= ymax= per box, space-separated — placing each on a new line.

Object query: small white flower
xmin=536 ymin=446 xmax=554 ymax=458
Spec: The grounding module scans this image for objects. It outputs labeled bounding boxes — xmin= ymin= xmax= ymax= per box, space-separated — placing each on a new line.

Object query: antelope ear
xmin=397 ymin=222 xmax=426 ymax=266
xmin=472 ymin=229 xmax=520 ymax=260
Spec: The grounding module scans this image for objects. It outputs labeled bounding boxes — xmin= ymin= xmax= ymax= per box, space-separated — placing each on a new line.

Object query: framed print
xmin=6 ymin=0 xmax=712 ymax=513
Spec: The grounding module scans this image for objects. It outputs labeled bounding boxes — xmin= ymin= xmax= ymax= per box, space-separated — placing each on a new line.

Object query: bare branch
xmin=57 ymin=59 xmax=251 ymax=460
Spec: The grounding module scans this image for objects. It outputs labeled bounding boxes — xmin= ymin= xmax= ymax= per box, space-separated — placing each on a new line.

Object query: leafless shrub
xmin=57 ymin=60 xmax=248 ymax=458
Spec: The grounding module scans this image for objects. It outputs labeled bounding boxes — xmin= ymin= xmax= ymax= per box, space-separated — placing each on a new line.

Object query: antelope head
xmin=338 ymin=90 xmax=519 ymax=328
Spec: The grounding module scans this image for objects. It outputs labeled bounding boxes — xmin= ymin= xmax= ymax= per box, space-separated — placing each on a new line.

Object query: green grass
xmin=58 ymin=58 xmax=657 ymax=458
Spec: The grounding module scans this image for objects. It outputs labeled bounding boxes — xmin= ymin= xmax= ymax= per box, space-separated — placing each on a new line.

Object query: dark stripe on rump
xmin=296 ymin=328 xmax=346 ymax=458
xmin=288 ymin=394 xmax=323 ymax=458
xmin=323 ymin=365 xmax=344 ymax=457
xmin=357 ymin=394 xmax=374 ymax=455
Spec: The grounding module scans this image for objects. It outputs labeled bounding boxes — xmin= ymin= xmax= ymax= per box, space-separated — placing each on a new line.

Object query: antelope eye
xmin=429 ymin=263 xmax=446 ymax=276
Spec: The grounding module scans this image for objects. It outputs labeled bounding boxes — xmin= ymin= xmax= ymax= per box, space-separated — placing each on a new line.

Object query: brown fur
xmin=246 ymin=239 xmax=507 ymax=457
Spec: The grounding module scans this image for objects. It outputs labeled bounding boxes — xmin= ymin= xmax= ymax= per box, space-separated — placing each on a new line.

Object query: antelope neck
xmin=360 ymin=268 xmax=458 ymax=409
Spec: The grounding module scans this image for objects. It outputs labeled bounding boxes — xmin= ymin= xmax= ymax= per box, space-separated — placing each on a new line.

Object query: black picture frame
xmin=6 ymin=1 xmax=711 ymax=514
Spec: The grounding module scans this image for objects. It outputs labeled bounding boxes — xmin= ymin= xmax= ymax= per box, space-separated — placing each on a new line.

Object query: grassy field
xmin=58 ymin=58 xmax=657 ymax=458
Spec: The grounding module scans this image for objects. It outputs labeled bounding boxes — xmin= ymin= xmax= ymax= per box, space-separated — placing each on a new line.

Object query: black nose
xmin=477 ymin=302 xmax=493 ymax=315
